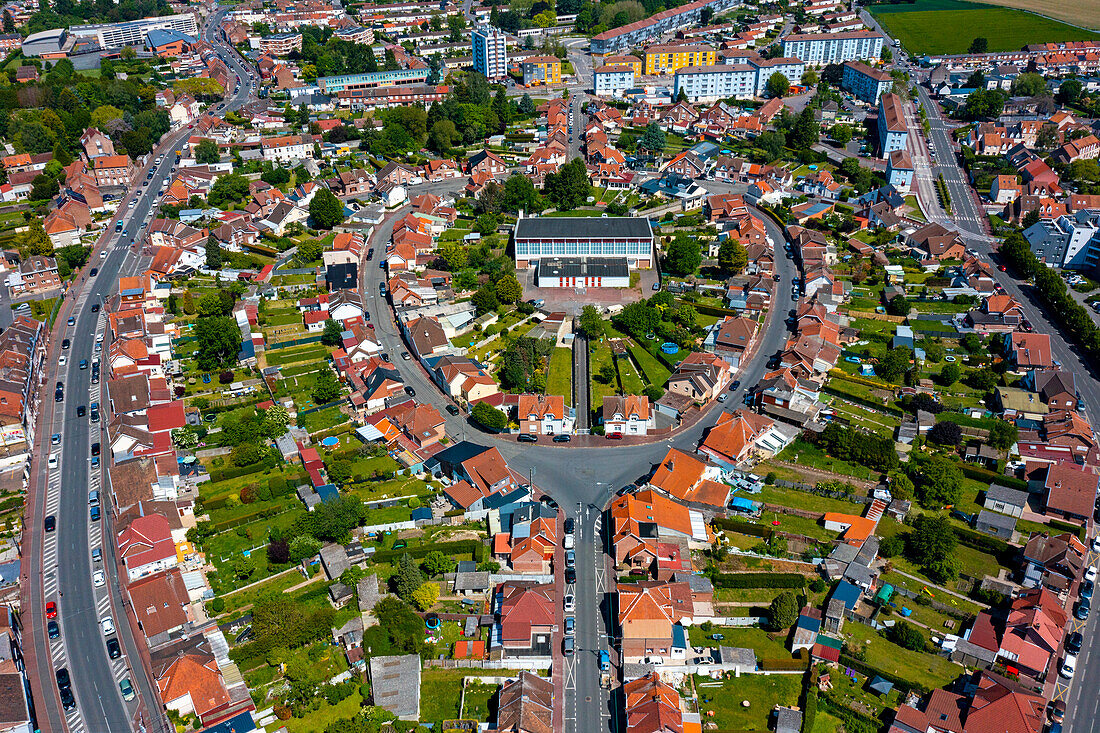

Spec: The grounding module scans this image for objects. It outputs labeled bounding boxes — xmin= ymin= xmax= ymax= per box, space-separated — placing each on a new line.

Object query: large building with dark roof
xmin=534 ymin=257 xmax=630 ymax=288
xmin=513 ymin=216 xmax=654 ymax=270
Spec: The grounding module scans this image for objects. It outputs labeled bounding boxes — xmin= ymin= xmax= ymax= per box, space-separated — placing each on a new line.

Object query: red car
xmin=998 ymin=265 xmax=1007 ymax=271
xmin=46 ymin=602 xmax=57 ymax=619
xmin=607 ymin=432 xmax=623 ymax=440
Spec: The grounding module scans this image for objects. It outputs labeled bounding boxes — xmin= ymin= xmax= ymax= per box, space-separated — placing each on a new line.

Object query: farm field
xmin=869 ymin=0 xmax=1098 ymax=54
xmin=969 ymin=0 xmax=1100 ymax=30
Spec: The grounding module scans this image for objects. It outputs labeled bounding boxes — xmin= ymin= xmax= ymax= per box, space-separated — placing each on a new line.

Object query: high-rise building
xmin=471 ymin=25 xmax=507 ymax=80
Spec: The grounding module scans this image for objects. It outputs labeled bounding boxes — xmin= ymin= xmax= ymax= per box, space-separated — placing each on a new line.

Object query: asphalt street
xmin=22 ymin=9 xmax=257 ymax=732
xmin=362 ymin=199 xmax=796 ymax=731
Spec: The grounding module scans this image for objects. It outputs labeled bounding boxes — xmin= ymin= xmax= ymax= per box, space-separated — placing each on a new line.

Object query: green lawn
xmin=461 ymin=681 xmax=497 ymax=721
xmin=752 ymin=483 xmax=866 ymax=515
xmin=775 ymin=440 xmax=880 ymax=482
xmin=589 ymin=341 xmax=618 ymax=405
xmin=688 ymin=626 xmax=791 ymax=660
xmin=419 ymin=670 xmax=501 ymax=725
xmin=546 ymin=347 xmax=573 ymax=406
xmin=869 ymin=0 xmax=1098 ymax=54
xmin=856 ymin=633 xmax=965 ymax=691
xmin=627 ymin=339 xmax=672 ymax=386
xmin=617 ymin=355 xmax=646 ymax=395
xmin=266 ymin=344 xmax=330 ymax=367
xmin=694 ymin=674 xmax=804 ymax=731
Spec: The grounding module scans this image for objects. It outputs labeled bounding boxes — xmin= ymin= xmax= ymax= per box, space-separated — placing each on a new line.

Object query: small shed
xmin=975 ymin=509 xmax=1016 ymax=540
xmin=875 ymin=583 xmax=894 ymax=605
xmin=868 ymin=676 xmax=894 ymax=696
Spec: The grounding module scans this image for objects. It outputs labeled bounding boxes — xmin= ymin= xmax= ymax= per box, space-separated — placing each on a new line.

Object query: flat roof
xmin=514 ymin=216 xmax=653 ymax=240
xmin=535 ymin=257 xmax=630 ymax=279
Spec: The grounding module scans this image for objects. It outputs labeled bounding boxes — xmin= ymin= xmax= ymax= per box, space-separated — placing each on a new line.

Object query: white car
xmin=1092 ymin=535 xmax=1100 ymax=553
xmin=48 ymin=454 xmax=58 ymax=469
xmin=101 ymin=616 xmax=115 ymax=636
xmin=58 ymin=355 xmax=66 ymax=366
xmin=1087 ymin=566 xmax=1098 ymax=583
xmin=93 ymin=570 xmax=105 ymax=587
xmin=563 ymin=534 xmax=575 ymax=550
xmin=564 ymin=594 xmax=575 ymax=613
xmin=1060 ymin=653 xmax=1078 ymax=679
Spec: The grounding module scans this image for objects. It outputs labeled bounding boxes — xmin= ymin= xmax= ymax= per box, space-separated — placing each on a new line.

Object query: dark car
xmin=91 ymin=303 xmax=99 ymax=313
xmin=76 ymin=405 xmax=86 ymax=417
xmin=59 ymin=686 xmax=76 ymax=711
xmin=1082 ymin=580 xmax=1094 ymax=600
xmin=61 ymin=339 xmax=70 ymax=350
xmin=564 ymin=517 xmax=575 ymax=534
xmin=1075 ymin=598 xmax=1090 ymax=620
xmin=91 ymin=443 xmax=100 ymax=457
xmin=90 ymin=406 xmax=99 ymax=423
xmin=729 ymin=380 xmax=741 ymax=391
xmin=56 ymin=668 xmax=71 ymax=690
xmin=553 ymin=434 xmax=571 ymax=443
xmin=404 ymin=386 xmax=416 ymax=397
xmin=1067 ymin=631 xmax=1083 ymax=654
xmin=564 ymin=567 xmax=576 ymax=584
xmin=44 ymin=515 xmax=55 ymax=532
xmin=79 ymin=359 xmax=88 ymax=370
xmin=518 ymin=434 xmax=538 ymax=443
xmin=446 ymin=404 xmax=460 ymax=416
xmin=90 ymin=268 xmax=97 ymax=276
xmin=55 ymin=386 xmax=63 ymax=402
xmin=106 ymin=638 xmax=121 ymax=659
xmin=90 ymin=505 xmax=100 ymax=522
xmin=67 ymin=317 xmax=75 ymax=326
xmin=47 ymin=620 xmax=59 ymax=639
xmin=562 ymin=637 xmax=575 ymax=655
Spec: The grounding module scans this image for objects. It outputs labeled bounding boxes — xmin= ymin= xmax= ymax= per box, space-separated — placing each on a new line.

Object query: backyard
xmin=693 ymin=673 xmax=804 ymax=731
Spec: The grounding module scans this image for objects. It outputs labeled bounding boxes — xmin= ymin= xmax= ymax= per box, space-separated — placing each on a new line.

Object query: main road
xmin=360 ymin=196 xmax=797 ymax=732
xmin=21 ymin=8 xmax=258 ymax=732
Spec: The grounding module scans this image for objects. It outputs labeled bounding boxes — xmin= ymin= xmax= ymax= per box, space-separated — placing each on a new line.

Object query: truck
xmin=599 ymin=650 xmax=611 ymax=688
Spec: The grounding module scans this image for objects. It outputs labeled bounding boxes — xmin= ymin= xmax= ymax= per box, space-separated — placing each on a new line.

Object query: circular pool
xmin=321 ymin=436 xmax=339 ymax=447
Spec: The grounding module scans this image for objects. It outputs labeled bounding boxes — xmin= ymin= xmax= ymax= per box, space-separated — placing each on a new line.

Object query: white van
xmin=605 ymin=304 xmax=624 ymax=316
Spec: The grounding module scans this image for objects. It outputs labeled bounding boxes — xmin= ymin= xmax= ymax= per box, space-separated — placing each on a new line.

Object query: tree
xmin=961 ymin=332 xmax=982 ymax=353
xmin=262 ymin=167 xmax=291 ymax=186
xmin=788 ymin=107 xmax=820 ymax=151
xmin=422 ymin=551 xmax=454 ymax=577
xmin=500 ymin=174 xmax=542 ymax=214
xmin=195 ymin=316 xmax=242 ymax=369
xmin=309 ymin=188 xmax=345 ymax=229
xmin=296 ymin=238 xmax=323 ymax=265
xmin=543 ymin=158 xmax=590 ymax=211
xmin=263 ymin=404 xmax=291 ymax=436
xmin=1011 ymin=72 xmax=1046 ymax=97
xmin=889 ymin=473 xmax=914 ymax=501
xmin=598 ymin=362 xmax=616 ymax=384
xmin=637 ymin=123 xmax=666 ymax=153
xmin=30 ymin=174 xmax=58 ymax=202
xmin=472 ymin=401 xmax=508 ymax=431
xmin=518 ymin=94 xmax=536 ymax=116
xmin=939 ymin=362 xmax=962 ymax=386
xmin=577 ymin=305 xmax=605 ymax=339
xmin=1058 ymin=79 xmax=1083 ymax=105
xmin=876 ymin=346 xmax=911 ymax=383
xmin=718 ymin=239 xmax=747 ymax=274
xmin=830 ymin=124 xmax=852 ymax=145
xmin=205 ymin=235 xmax=223 ymax=270
xmin=208 ymin=173 xmax=250 ymax=207
xmin=394 ymin=554 xmax=422 ymax=600
xmin=327 ymin=459 xmax=352 ymax=486
xmin=988 ymin=419 xmax=1018 ymax=450
xmin=963 ymin=89 xmax=1006 ymax=120
xmin=968 ymin=37 xmax=988 ymax=54
xmin=195 ymin=139 xmax=220 ymax=165
xmin=909 ymin=455 xmax=962 ymax=508
xmin=472 ymin=286 xmax=499 ymax=315
xmin=768 ymin=591 xmax=799 ymax=630
xmin=665 ymin=233 xmax=701 ymax=276
xmin=428 ymin=119 xmax=458 ymax=155
xmin=907 ymin=513 xmax=957 ymax=566
xmin=766 ymin=71 xmax=790 ymax=99
xmin=495 ymin=273 xmax=522 ymax=304
xmin=888 ymin=621 xmax=926 ymax=652
xmin=801 ymin=68 xmax=819 ymax=87
xmin=312 ymin=364 xmax=341 ymax=404
xmin=321 ymin=319 xmax=344 ymax=347
xmin=820 ymin=63 xmax=844 ymax=86
xmin=268 ymin=539 xmax=291 ymax=564
xmin=198 ymin=292 xmax=225 ymax=317
xmin=411 ymin=581 xmax=439 ymax=611
xmin=928 ymin=420 xmax=962 ymax=446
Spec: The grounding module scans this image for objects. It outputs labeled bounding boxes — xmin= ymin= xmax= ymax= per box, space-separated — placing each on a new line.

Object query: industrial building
xmin=69 ymin=12 xmax=199 ymax=48
xmin=534 ymin=257 xmax=632 ymax=288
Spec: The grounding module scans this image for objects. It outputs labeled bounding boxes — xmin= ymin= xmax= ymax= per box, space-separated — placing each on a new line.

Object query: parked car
xmin=565 ymin=550 xmax=575 ymax=568
xmin=564 ymin=594 xmax=575 ymax=612
xmin=44 ymin=515 xmax=55 ymax=532
xmin=518 ymin=434 xmax=538 ymax=443
xmin=445 ymin=404 xmax=460 ymax=416
xmin=606 ymin=432 xmax=623 ymax=440
xmin=564 ymin=567 xmax=576 ymax=584
xmin=562 ymin=637 xmax=575 ymax=655
xmin=46 ymin=602 xmax=57 ymax=620
xmin=564 ymin=517 xmax=575 ymax=534
xmin=47 ymin=620 xmax=59 ymax=639
xmin=1082 ymin=580 xmax=1094 ymax=600
xmin=106 ymin=638 xmax=121 ymax=659
xmin=101 ymin=616 xmax=114 ymax=635
xmin=1075 ymin=598 xmax=1091 ymax=620
xmin=553 ymin=434 xmax=571 ymax=443
xmin=1067 ymin=631 xmax=1083 ymax=655
xmin=564 ymin=616 xmax=575 ymax=636
xmin=119 ymin=678 xmax=135 ymax=702
xmin=1060 ymin=653 xmax=1078 ymax=679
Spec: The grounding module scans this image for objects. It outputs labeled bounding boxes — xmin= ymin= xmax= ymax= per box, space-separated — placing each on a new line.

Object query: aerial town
xmin=0 ymin=0 xmax=1096 ymax=732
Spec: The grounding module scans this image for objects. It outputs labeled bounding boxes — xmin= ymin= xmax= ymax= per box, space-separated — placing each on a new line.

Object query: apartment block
xmin=471 ymin=25 xmax=507 ymax=80
xmin=841 ymin=60 xmax=893 ymax=104
xmin=877 ymin=92 xmax=908 ymax=156
xmin=643 ymin=43 xmax=715 ymax=75
xmin=522 ymin=56 xmax=561 ymax=86
xmin=781 ymin=30 xmax=884 ymax=65
xmin=589 ymin=0 xmax=737 ymax=55
xmin=672 ymin=56 xmax=806 ymax=102
xmin=594 ymin=64 xmax=636 ymax=96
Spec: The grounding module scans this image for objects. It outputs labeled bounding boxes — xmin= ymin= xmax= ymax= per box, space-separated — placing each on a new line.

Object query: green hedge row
xmin=801 ymin=686 xmax=818 ymax=733
xmin=713 ymin=516 xmax=774 ymax=540
xmin=371 ymin=539 xmax=485 ymax=564
xmin=211 ymin=506 xmax=285 ymax=533
xmin=962 ymin=465 xmax=1028 ymax=490
xmin=822 ymin=384 xmax=906 ymax=417
xmin=953 ymin=526 xmax=1011 ymax=558
xmin=1047 ymin=518 xmax=1086 ymax=540
xmin=838 ymin=654 xmax=928 ymax=696
xmin=714 ymin=572 xmax=806 ymax=589
xmin=209 ymin=456 xmax=280 ymax=483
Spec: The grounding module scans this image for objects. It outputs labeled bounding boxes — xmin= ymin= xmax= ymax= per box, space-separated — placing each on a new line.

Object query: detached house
xmin=648 ymin=447 xmax=730 ymax=509
xmin=617 ymin=580 xmax=696 ymax=663
xmin=517 ymin=393 xmax=573 ymax=436
xmin=496 ymin=581 xmax=555 ymax=653
xmin=667 ymin=351 xmax=730 ymax=404
xmin=602 ymin=395 xmax=653 ymax=436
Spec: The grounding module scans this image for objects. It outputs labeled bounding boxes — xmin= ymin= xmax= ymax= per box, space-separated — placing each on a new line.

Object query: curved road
xmin=21 ymin=8 xmax=258 ymax=733
xmin=362 ymin=201 xmax=796 ymax=733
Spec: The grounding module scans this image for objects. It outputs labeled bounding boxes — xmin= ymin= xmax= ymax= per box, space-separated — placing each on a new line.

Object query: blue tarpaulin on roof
xmin=729 ymin=496 xmax=758 ymax=513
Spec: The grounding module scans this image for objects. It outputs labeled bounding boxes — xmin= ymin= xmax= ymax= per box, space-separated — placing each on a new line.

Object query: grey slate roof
xmin=513 ymin=216 xmax=653 ymax=240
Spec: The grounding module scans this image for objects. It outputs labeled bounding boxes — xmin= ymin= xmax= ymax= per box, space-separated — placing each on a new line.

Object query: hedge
xmin=210 ymin=457 xmax=280 ymax=483
xmin=714 ymin=572 xmax=806 ymax=589
xmin=212 ymin=506 xmax=286 ymax=532
xmin=962 ymin=465 xmax=1027 ymax=491
xmin=1047 ymin=518 xmax=1086 ymax=540
xmin=759 ymin=656 xmax=809 ymax=671
xmin=953 ymin=526 xmax=1011 ymax=558
xmin=838 ymin=654 xmax=928 ymax=696
xmin=713 ymin=516 xmax=774 ymax=540
xmin=800 ymin=687 xmax=817 ymax=733
xmin=371 ymin=539 xmax=485 ymax=564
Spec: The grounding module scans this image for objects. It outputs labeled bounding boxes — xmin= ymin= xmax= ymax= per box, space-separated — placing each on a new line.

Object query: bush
xmin=210 ymin=597 xmax=225 ymax=613
xmin=713 ymin=572 xmax=806 ymax=589
xmin=471 ymin=401 xmax=507 ymax=431
xmin=887 ymin=621 xmax=927 ymax=651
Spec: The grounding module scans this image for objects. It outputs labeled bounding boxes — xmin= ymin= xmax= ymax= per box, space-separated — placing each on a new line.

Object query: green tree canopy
xmin=309 ymin=188 xmax=345 ymax=229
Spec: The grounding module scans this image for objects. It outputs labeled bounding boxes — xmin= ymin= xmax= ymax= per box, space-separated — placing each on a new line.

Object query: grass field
xmin=970 ymin=0 xmax=1100 ymax=30
xmin=869 ymin=0 xmax=1099 ymax=54
xmin=694 ymin=674 xmax=803 ymax=731
xmin=546 ymin=347 xmax=573 ymax=406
